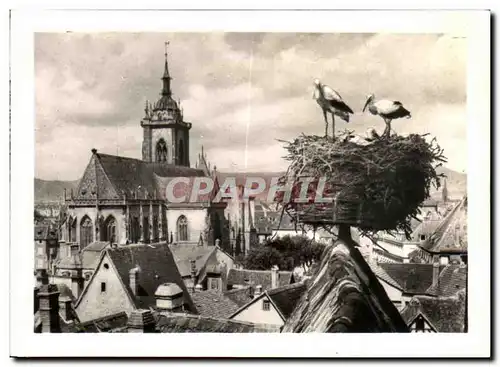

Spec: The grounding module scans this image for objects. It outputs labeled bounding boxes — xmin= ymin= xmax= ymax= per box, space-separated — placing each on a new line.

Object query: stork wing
xmin=374 ymin=99 xmax=401 ymax=114
xmin=322 ymin=85 xmax=343 ymax=102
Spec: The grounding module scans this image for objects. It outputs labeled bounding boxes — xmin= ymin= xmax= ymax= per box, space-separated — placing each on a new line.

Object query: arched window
xmin=103 ymin=215 xmax=117 ymax=244
xmin=156 ymin=139 xmax=168 ymax=162
xmin=143 ymin=216 xmax=150 ymax=243
xmin=131 ymin=217 xmax=140 ymax=243
xmin=177 ymin=215 xmax=188 ymax=241
xmin=178 ymin=139 xmax=185 ymax=165
xmin=152 ymin=215 xmax=158 ymax=242
xmin=69 ymin=217 xmax=77 ymax=243
xmin=80 ymin=216 xmax=93 ymax=249
xmin=213 ymin=213 xmax=221 ymax=246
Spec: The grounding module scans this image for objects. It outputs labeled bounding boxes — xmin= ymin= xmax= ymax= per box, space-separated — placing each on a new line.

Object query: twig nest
xmin=276 ymin=131 xmax=447 ymax=239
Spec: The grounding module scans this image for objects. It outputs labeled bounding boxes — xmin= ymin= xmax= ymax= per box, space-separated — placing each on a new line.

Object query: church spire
xmin=161 ymin=41 xmax=172 ymax=97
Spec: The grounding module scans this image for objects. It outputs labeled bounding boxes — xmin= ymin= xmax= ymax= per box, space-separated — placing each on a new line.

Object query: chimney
xmin=59 ymin=296 xmax=74 ymax=322
xmin=432 ymin=255 xmax=440 ymax=288
xmin=189 ymin=260 xmax=197 ymax=292
xmin=127 ymin=309 xmax=156 ymax=333
xmin=129 ymin=266 xmax=141 ymax=296
xmin=155 ymin=283 xmax=184 ymax=312
xmin=271 ymin=265 xmax=279 ymax=289
xmin=36 ymin=269 xmax=49 ymax=286
xmin=38 ymin=283 xmax=61 ymax=333
xmin=254 ymin=285 xmax=263 ymax=299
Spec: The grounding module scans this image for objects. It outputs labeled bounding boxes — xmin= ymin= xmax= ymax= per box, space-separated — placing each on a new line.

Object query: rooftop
xmin=77 ymin=243 xmax=196 ymax=313
xmin=190 ymin=290 xmax=241 ymax=319
xmin=282 ymin=240 xmax=409 ymax=332
xmin=156 ymin=312 xmax=281 ymax=333
xmin=400 ymin=290 xmax=466 ymax=332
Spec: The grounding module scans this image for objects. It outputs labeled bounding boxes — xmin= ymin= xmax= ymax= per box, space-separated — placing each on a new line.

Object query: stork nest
xmin=275 ymin=131 xmax=447 ymax=239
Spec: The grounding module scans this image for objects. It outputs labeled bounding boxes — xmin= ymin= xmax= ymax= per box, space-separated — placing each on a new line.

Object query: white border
xmin=9 ymin=9 xmax=490 ymax=358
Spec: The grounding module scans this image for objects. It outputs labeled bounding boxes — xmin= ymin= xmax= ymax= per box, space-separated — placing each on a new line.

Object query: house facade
xmin=75 ymin=243 xmax=196 ymax=322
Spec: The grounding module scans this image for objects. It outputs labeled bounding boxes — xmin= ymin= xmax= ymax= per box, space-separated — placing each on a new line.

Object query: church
xmin=58 ymin=45 xmax=230 ymax=253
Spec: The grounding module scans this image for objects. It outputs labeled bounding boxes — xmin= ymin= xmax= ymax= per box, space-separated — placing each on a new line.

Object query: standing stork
xmin=313 ymin=79 xmax=354 ymax=138
xmin=362 ymin=94 xmax=411 ymax=137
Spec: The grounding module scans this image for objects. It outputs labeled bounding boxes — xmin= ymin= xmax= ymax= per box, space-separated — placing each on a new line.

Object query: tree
xmin=242 ymin=235 xmax=326 ymax=271
xmin=242 ymin=245 xmax=286 ymax=271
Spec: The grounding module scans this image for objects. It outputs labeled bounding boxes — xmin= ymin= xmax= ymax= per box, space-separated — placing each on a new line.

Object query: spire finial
xmin=161 ymin=41 xmax=172 ymax=96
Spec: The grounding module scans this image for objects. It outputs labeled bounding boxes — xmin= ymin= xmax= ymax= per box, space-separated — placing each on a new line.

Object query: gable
xmin=230 ymin=294 xmax=285 ymax=326
xmin=408 ymin=313 xmax=437 ymax=332
xmin=75 ymin=154 xmax=118 ymax=200
xmin=75 ymin=253 xmax=135 ymax=322
xmin=107 ymin=243 xmax=197 ymax=312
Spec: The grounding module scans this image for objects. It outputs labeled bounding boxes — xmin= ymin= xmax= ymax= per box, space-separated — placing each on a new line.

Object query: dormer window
xmin=420 ymin=235 xmax=426 ymax=241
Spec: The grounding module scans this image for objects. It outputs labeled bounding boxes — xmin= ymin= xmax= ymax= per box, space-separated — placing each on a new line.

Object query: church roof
xmin=73 ymin=152 xmax=205 ymax=201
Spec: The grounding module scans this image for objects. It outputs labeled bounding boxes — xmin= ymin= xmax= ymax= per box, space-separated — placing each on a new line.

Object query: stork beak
xmin=362 ymin=98 xmax=370 ymax=113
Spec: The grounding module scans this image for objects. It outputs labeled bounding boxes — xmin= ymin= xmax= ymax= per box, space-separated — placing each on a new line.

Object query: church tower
xmin=141 ymin=43 xmax=191 ymax=166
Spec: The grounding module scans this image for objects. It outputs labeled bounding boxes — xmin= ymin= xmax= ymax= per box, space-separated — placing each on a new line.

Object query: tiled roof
xmin=411 ymin=220 xmax=442 ymax=241
xmin=154 ymin=175 xmax=219 ymax=203
xmin=227 ymin=268 xmax=294 ymax=291
xmin=426 ymin=264 xmax=467 ymax=297
xmin=400 ymin=290 xmax=466 ymax=332
xmin=379 ymin=263 xmax=446 ymax=294
xmin=420 ymin=197 xmax=468 ymax=254
xmin=72 ymin=312 xmax=129 ymax=333
xmin=223 ymin=286 xmax=254 ymax=307
xmin=74 ymin=152 xmax=205 ymax=201
xmin=104 ymin=243 xmax=196 ymax=312
xmin=169 ymin=245 xmax=215 ymax=277
xmin=267 ymin=282 xmax=306 ymax=319
xmin=190 ymin=290 xmax=241 ymax=319
xmin=282 ymin=240 xmax=409 ymax=332
xmin=82 ymin=241 xmax=110 ymax=252
xmin=367 ymin=261 xmax=402 ymax=289
xmin=156 ymin=312 xmax=281 ymax=333
xmin=34 ymin=224 xmax=57 ymax=240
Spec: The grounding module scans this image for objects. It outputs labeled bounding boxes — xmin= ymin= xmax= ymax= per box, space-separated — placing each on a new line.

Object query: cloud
xmin=35 ymin=32 xmax=467 ymax=180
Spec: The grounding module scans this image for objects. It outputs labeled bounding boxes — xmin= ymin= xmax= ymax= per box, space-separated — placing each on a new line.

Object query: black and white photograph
xmin=9 ymin=8 xmax=491 ymax=358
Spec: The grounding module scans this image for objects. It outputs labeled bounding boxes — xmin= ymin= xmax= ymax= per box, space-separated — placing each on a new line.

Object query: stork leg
xmin=331 ymin=112 xmax=336 ymax=139
xmin=383 ymin=118 xmax=392 ymax=138
xmin=323 ymin=109 xmax=328 ymax=137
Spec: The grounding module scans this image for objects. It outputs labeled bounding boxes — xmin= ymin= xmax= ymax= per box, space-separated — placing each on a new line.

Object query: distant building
xmin=226 ymin=267 xmax=295 ymax=292
xmin=410 ymin=196 xmax=468 ymax=265
xmin=34 ymin=224 xmax=59 ymax=272
xmin=169 ymin=241 xmax=235 ymax=291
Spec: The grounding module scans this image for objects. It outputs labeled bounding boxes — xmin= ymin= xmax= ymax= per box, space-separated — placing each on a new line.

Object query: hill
xmin=34 ymin=178 xmax=79 ymax=203
xmin=34 ymin=166 xmax=466 ymax=203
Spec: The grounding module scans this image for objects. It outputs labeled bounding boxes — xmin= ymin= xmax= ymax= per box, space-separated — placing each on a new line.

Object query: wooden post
xmin=337 ymin=223 xmax=352 ymax=243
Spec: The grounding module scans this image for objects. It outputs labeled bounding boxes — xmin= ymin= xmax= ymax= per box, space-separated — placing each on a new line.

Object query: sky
xmin=35 ymin=32 xmax=467 ymax=181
